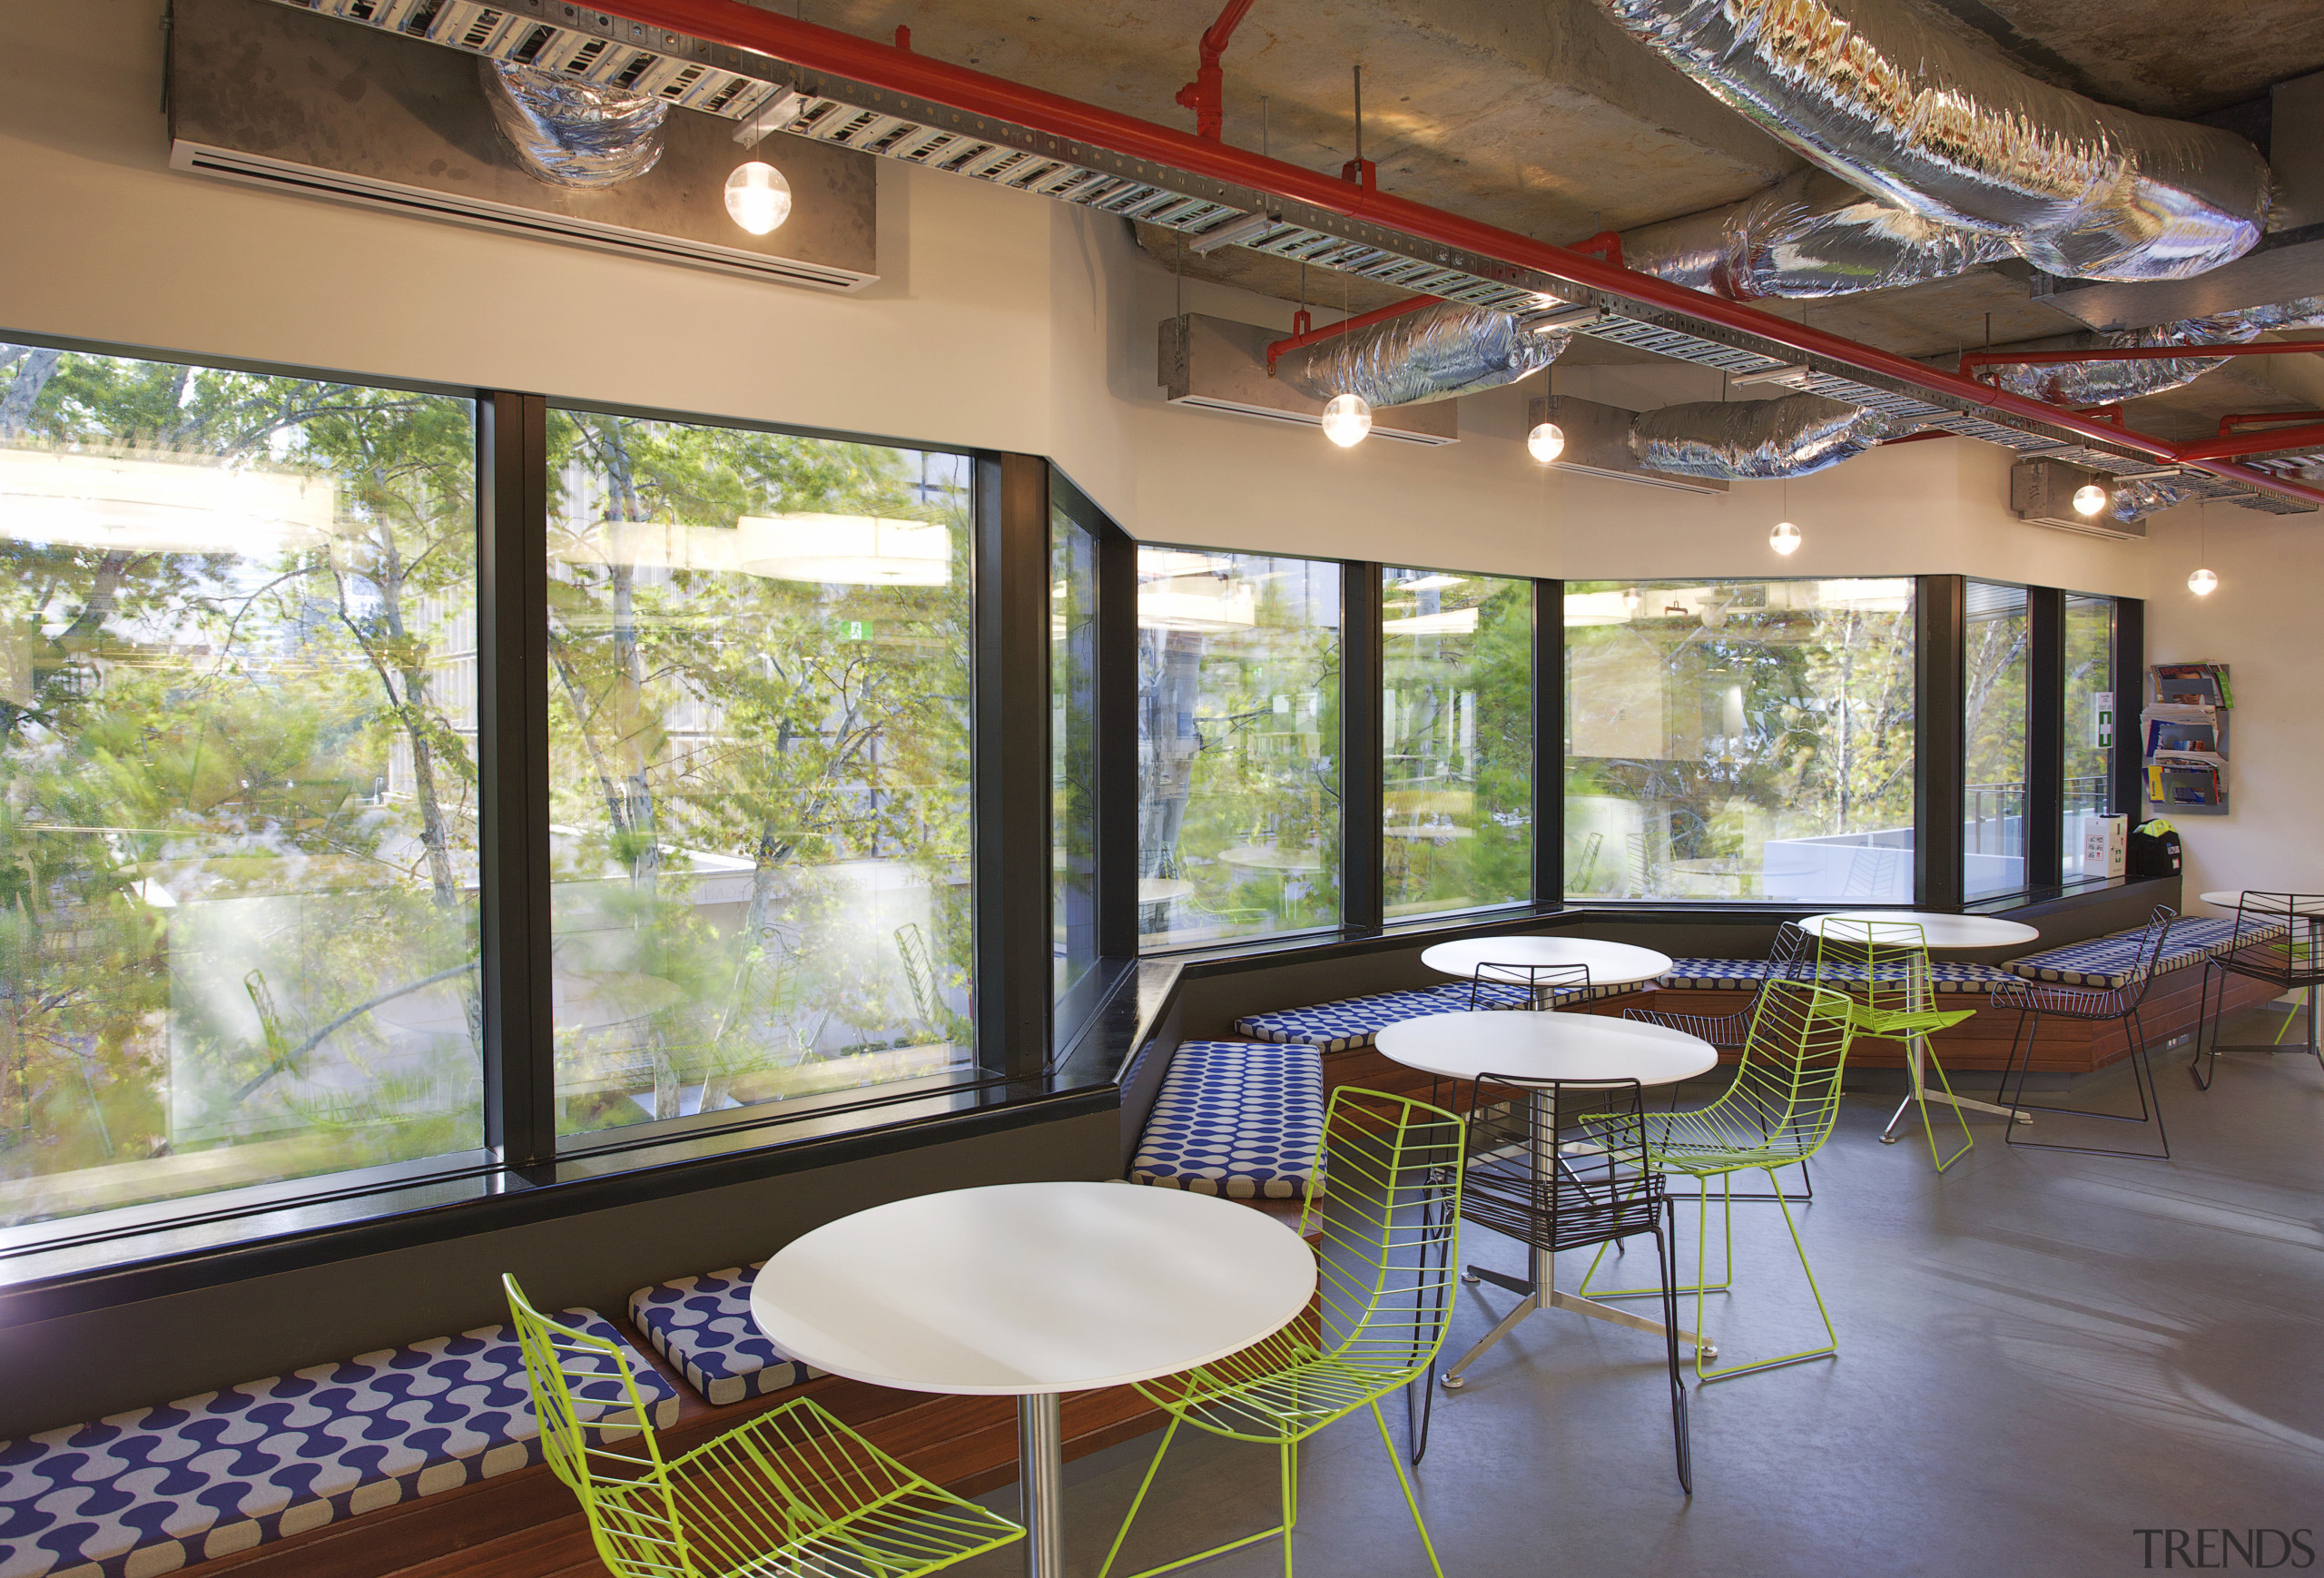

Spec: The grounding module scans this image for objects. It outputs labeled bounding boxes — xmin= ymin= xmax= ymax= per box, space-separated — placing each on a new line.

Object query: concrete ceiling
xmin=794 ymin=0 xmax=2324 ymax=428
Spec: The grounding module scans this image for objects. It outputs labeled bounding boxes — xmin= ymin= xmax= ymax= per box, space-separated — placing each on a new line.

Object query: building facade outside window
xmin=1964 ymin=580 xmax=2030 ymax=900
xmin=2063 ymin=592 xmax=2116 ymax=881
xmin=1137 ymin=548 xmax=1341 ymax=950
xmin=0 ymin=342 xmax=482 ymax=1226
xmin=1564 ymin=578 xmax=1916 ymax=904
xmin=1049 ymin=481 xmax=1098 ymax=998
xmin=545 ymin=409 xmax=974 ymax=1139
xmin=1382 ymin=566 xmax=1531 ymax=920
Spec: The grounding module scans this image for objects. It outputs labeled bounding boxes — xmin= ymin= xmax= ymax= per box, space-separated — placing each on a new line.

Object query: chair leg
xmin=1100 ymin=1416 xmax=1299 ymax=1578
xmin=1655 ymin=1200 xmax=1692 ymax=1494
xmin=1581 ymin=1174 xmax=1733 ymax=1301
xmin=1999 ymin=1010 xmax=2037 ymax=1149
xmin=2190 ymin=962 xmax=2222 ymax=1090
xmin=1367 ymin=1398 xmax=1445 ymax=1578
xmin=1097 ymin=1416 xmax=1180 ymax=1578
xmin=1697 ymin=1168 xmax=1838 ymax=1384
xmin=1279 ymin=1440 xmax=1296 ymax=1578
xmin=1913 ymin=1038 xmax=1976 ymax=1174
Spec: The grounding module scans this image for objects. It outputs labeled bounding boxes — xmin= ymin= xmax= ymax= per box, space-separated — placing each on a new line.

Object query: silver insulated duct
xmin=1623 ymin=170 xmax=2011 ymax=300
xmin=482 ymin=60 xmax=668 ymax=188
xmin=1277 ymin=303 xmax=1569 ymax=407
xmin=1595 ymin=0 xmax=2270 ymax=283
xmin=1630 ymin=394 xmax=1890 ymax=479
xmin=1989 ymin=296 xmax=2324 ymax=405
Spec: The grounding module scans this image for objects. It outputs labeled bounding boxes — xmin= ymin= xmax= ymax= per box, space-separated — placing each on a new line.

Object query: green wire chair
xmin=502 ymin=1275 xmax=1022 ymax=1578
xmin=1098 ymin=1087 xmax=1466 ymax=1578
xmin=1581 ymin=979 xmax=1856 ymax=1383
xmin=1815 ymin=918 xmax=1979 ymax=1171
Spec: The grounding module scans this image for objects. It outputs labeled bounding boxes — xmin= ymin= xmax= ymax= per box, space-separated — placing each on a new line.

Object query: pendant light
xmin=2188 ymin=501 xmax=2217 ymax=595
xmin=1321 ymin=393 xmax=1373 ymax=448
xmin=1528 ymin=363 xmax=1565 ymax=463
xmin=2072 ymin=481 xmax=2109 ymax=517
xmin=1770 ymin=476 xmax=1800 ymax=555
xmin=724 ymin=161 xmax=792 ymax=235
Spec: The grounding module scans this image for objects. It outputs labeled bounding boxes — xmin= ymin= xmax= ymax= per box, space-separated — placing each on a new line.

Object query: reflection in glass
xmin=0 ymin=343 xmax=481 ymax=1224
xmin=1564 ymin=578 xmax=1916 ymax=903
xmin=1137 ymin=549 xmax=1340 ymax=949
xmin=1965 ymin=581 xmax=2029 ymax=900
xmin=547 ymin=413 xmax=973 ymax=1138
xmin=1050 ymin=483 xmax=1098 ymax=998
xmin=1382 ymin=567 xmax=1531 ymax=919
xmin=2063 ymin=594 xmax=2115 ymax=881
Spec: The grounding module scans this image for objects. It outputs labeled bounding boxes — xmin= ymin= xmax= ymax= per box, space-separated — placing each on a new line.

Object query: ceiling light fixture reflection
xmin=724 ymin=161 xmax=793 ymax=235
xmin=0 ymin=448 xmax=338 ymax=554
xmin=735 ymin=514 xmax=951 ymax=585
xmin=1320 ymin=393 xmax=1373 ymax=448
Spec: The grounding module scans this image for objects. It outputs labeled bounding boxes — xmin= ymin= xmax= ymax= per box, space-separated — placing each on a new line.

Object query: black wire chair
xmin=1625 ymin=922 xmax=1817 ymax=1202
xmin=1988 ymin=905 xmax=2175 ymax=1159
xmin=2191 ymin=893 xmax=2324 ymax=1089
xmin=1467 ymin=961 xmax=1593 ymax=1012
xmin=1444 ymin=1074 xmax=1689 ymax=1494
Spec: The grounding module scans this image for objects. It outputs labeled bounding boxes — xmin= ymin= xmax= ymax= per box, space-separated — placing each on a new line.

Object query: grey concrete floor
xmin=957 ymin=1011 xmax=2324 ymax=1578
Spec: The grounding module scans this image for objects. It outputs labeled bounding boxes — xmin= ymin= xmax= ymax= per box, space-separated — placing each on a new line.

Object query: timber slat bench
xmin=0 ymin=1310 xmax=674 ymax=1578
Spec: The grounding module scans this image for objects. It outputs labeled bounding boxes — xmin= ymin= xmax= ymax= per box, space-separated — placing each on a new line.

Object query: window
xmin=0 ymin=342 xmax=481 ymax=1225
xmin=1137 ymin=549 xmax=1341 ymax=949
xmin=545 ymin=410 xmax=973 ymax=1139
xmin=1564 ymin=578 xmax=1915 ymax=903
xmin=1964 ymin=580 xmax=2029 ymax=900
xmin=1382 ymin=567 xmax=1531 ymax=919
xmin=2063 ymin=593 xmax=2115 ymax=882
xmin=1049 ymin=481 xmax=1098 ymax=998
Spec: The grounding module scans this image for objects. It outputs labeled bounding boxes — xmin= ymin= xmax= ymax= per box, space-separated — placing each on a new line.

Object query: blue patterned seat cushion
xmin=1129 ymin=1040 xmax=1324 ymax=1198
xmin=630 ymin=1265 xmax=820 ymax=1406
xmin=1233 ymin=981 xmax=1637 ymax=1050
xmin=1658 ymin=958 xmax=2015 ymax=994
xmin=2007 ymin=915 xmax=2290 ymax=989
xmin=0 ymin=1309 xmax=673 ymax=1578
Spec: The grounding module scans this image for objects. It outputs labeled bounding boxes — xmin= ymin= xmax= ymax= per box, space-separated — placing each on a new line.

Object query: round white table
xmin=750 ymin=1181 xmax=1316 ymax=1578
xmin=1373 ymin=1011 xmax=1718 ymax=1383
xmin=1797 ymin=911 xmax=2038 ymax=950
xmin=1804 ymin=910 xmax=2039 ymax=1144
xmin=1419 ymin=935 xmax=1674 ymax=991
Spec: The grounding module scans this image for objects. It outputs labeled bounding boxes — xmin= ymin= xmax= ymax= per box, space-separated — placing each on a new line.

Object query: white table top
xmin=1419 ymin=936 xmax=1674 ymax=987
xmin=749 ymin=1182 xmax=1316 ymax=1396
xmin=2199 ymin=891 xmax=2324 ymax=916
xmin=1374 ymin=1010 xmax=1718 ymax=1087
xmin=1800 ymin=911 xmax=2039 ymax=950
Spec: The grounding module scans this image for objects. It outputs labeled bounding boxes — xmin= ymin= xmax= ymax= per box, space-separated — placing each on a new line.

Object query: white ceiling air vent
xmin=2012 ymin=458 xmax=2147 ymax=539
xmin=1525 ymin=395 xmax=1728 ymax=494
xmin=170 ymin=0 xmax=877 ymax=290
xmin=1160 ymin=315 xmax=1460 ymax=445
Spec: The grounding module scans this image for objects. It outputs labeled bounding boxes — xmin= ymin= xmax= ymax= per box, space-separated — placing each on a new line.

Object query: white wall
xmin=2145 ymin=502 xmax=2324 ymax=913
xmin=2 ymin=0 xmax=2156 ymax=606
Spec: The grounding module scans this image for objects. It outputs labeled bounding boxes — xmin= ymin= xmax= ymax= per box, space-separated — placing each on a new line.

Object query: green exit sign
xmin=835 ymin=620 xmax=873 ymax=642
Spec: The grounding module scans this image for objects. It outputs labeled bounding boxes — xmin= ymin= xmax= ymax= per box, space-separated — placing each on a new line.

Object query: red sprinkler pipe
xmin=1175 ymin=0 xmax=1257 ymax=142
xmin=582 ymin=0 xmax=2324 ymax=511
xmin=1959 ymin=340 xmax=2324 ymax=380
xmin=2175 ymin=423 xmax=2324 ymax=463
xmin=2218 ymin=409 xmax=2324 ymax=436
xmin=1265 ymin=296 xmax=1437 ymax=371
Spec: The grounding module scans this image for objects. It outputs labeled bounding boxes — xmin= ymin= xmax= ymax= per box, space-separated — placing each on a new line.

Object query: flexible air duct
xmin=1596 ymin=0 xmax=2270 ymax=283
xmin=1630 ymin=393 xmax=1890 ymax=479
xmin=1277 ymin=303 xmax=1570 ymax=407
xmin=482 ymin=60 xmax=668 ymax=188
xmin=1988 ymin=297 xmax=2324 ymax=406
xmin=2108 ymin=476 xmax=2204 ymax=523
xmin=1623 ymin=170 xmax=2012 ymax=300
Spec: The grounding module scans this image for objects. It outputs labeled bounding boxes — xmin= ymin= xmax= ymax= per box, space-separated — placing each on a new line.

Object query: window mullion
xmin=1342 ymin=562 xmax=1384 ymax=935
xmin=1534 ymin=578 xmax=1563 ymax=909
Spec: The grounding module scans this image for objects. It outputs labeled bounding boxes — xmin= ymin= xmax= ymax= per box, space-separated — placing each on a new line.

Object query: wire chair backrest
xmin=1458 ymin=1076 xmax=1652 ymax=1252
xmin=1714 ymin=980 xmax=1856 ymax=1159
xmin=1766 ymin=921 xmax=1815 ymax=981
xmin=1295 ymin=1087 xmax=1465 ymax=1382
xmin=2109 ymin=904 xmax=2180 ymax=1012
xmin=1813 ymin=917 xmax=1932 ymax=1022
xmin=1468 ymin=962 xmax=1590 ymax=1012
xmin=502 ymin=1275 xmax=688 ymax=1578
xmin=2231 ymin=893 xmax=2324 ymax=984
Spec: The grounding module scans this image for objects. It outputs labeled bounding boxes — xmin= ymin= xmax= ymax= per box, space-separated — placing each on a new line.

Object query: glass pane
xmin=1564 ymin=579 xmax=1915 ymax=903
xmin=547 ymin=413 xmax=973 ymax=1139
xmin=1964 ymin=581 xmax=2029 ymax=900
xmin=0 ymin=343 xmax=481 ymax=1226
xmin=2063 ymin=594 xmax=2115 ymax=881
xmin=1138 ymin=549 xmax=1341 ymax=949
xmin=1049 ymin=482 xmax=1098 ymax=999
xmin=1382 ymin=567 xmax=1531 ymax=919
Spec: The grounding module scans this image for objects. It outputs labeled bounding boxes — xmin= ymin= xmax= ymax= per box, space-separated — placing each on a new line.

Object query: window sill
xmin=0 ymin=1068 xmax=1114 ymax=1325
